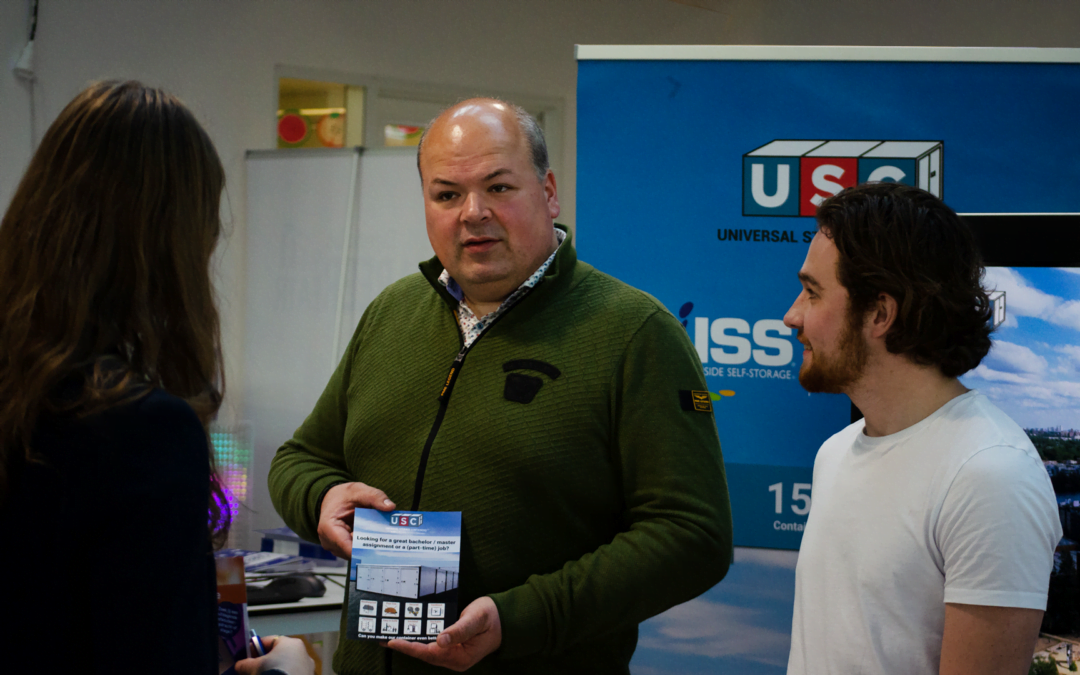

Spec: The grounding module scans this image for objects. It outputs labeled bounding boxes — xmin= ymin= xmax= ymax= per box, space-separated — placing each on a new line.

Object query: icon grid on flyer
xmin=405 ymin=602 xmax=423 ymax=618
xmin=382 ymin=601 xmax=400 ymax=617
xmin=359 ymin=617 xmax=376 ymax=634
xmin=427 ymin=603 xmax=445 ymax=618
xmin=359 ymin=600 xmax=377 ymax=616
xmin=427 ymin=619 xmax=444 ymax=635
xmin=404 ymin=619 xmax=422 ymax=635
xmin=381 ymin=618 xmax=399 ymax=635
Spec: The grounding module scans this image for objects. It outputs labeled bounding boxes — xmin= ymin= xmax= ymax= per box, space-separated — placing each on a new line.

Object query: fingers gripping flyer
xmin=346 ymin=508 xmax=462 ymax=642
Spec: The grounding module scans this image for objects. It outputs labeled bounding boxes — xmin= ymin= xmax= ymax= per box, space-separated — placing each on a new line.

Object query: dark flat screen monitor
xmin=961 ymin=213 xmax=1080 ymax=637
xmin=959 ymin=214 xmax=1080 ymax=432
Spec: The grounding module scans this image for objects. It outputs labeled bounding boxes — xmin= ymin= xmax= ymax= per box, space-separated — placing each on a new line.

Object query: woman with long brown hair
xmin=0 ymin=81 xmax=310 ymax=674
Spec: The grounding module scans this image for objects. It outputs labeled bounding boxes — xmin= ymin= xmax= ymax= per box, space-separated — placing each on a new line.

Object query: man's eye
xmin=490 ymin=184 xmax=511 ymax=193
xmin=435 ymin=192 xmax=457 ymax=202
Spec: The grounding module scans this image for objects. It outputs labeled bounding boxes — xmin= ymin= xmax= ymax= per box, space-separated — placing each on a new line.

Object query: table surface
xmin=247 ymin=566 xmax=347 ymax=636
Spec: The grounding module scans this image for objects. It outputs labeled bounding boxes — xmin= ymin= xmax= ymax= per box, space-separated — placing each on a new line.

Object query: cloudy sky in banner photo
xmin=962 ymin=267 xmax=1080 ymax=430
xmin=630 ymin=547 xmax=798 ymax=675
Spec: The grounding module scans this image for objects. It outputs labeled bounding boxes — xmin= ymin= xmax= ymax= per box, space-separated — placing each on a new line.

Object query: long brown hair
xmin=0 ymin=81 xmax=230 ymax=542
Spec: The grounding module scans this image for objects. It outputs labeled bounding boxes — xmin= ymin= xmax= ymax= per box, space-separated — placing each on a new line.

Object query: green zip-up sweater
xmin=268 ymin=230 xmax=732 ymax=674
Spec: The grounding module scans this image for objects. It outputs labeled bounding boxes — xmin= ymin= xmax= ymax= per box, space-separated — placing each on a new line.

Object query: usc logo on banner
xmin=742 ymin=140 xmax=943 ymax=217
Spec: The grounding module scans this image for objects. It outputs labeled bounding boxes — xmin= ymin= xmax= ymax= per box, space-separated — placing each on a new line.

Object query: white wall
xmin=1 ymin=1 xmax=35 ymax=208
xmin=2 ymin=0 xmax=1078 ymax=532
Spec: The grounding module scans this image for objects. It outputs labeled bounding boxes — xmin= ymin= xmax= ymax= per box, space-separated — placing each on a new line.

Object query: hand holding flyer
xmin=346 ymin=508 xmax=462 ymax=643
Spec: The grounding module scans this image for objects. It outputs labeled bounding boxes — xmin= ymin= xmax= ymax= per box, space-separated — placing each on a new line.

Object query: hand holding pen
xmin=234 ymin=630 xmax=315 ymax=675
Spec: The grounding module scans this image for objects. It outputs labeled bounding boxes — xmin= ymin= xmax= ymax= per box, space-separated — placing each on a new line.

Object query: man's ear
xmin=868 ymin=292 xmax=899 ymax=340
xmin=544 ymin=170 xmax=560 ymax=219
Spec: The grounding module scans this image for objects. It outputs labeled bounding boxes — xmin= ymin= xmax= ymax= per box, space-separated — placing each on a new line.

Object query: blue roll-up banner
xmin=576 ymin=46 xmax=1080 ymax=550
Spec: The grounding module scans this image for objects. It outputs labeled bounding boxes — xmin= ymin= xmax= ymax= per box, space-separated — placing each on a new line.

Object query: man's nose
xmin=783 ymin=295 xmax=802 ymax=330
xmin=461 ymin=192 xmax=489 ymax=223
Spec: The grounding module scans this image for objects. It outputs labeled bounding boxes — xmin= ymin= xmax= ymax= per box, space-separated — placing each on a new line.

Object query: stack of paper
xmin=215 ymin=548 xmax=316 ymax=574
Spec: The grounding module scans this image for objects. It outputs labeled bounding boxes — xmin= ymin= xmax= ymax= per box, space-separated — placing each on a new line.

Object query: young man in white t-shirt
xmin=783 ymin=182 xmax=1061 ymax=675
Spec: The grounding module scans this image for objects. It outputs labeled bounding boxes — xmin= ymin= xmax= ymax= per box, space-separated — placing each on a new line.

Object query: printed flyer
xmin=214 ymin=554 xmax=249 ymax=673
xmin=346 ymin=509 xmax=462 ymax=642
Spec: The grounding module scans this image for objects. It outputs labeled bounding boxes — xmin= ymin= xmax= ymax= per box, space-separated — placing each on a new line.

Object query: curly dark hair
xmin=816 ymin=182 xmax=993 ymax=378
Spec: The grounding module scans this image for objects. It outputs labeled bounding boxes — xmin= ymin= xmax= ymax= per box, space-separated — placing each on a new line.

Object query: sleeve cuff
xmin=488 ymin=582 xmax=551 ymax=660
xmin=301 ymin=476 xmax=350 ymax=543
xmin=944 ymin=588 xmax=1048 ymax=611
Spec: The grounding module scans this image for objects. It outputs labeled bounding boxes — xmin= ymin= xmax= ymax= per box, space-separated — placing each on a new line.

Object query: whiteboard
xmin=342 ymin=148 xmax=432 ymax=347
xmin=243 ymin=146 xmax=431 ymax=534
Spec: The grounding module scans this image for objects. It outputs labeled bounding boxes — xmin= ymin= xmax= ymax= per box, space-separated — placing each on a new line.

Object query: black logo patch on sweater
xmin=503 ymin=359 xmax=561 ymax=404
xmin=679 ymin=390 xmax=713 ymax=413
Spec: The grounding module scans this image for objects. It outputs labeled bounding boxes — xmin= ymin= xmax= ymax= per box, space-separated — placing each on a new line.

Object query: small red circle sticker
xmin=278 ymin=113 xmax=308 ymax=144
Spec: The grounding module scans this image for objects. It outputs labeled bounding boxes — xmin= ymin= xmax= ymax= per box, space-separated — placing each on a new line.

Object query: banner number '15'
xmin=768 ymin=482 xmax=812 ymax=516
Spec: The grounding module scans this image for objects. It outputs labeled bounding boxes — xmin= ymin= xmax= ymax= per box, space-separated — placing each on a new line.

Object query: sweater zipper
xmin=410 ymin=289 xmax=533 ymax=510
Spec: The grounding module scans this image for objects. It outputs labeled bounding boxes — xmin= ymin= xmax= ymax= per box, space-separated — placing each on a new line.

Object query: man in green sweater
xmin=268 ymin=98 xmax=732 ymax=674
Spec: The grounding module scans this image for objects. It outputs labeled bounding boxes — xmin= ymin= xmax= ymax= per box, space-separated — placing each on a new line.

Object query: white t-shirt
xmin=787 ymin=390 xmax=1061 ymax=675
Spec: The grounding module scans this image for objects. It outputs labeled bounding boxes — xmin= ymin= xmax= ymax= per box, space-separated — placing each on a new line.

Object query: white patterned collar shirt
xmin=438 ymin=228 xmax=566 ymax=348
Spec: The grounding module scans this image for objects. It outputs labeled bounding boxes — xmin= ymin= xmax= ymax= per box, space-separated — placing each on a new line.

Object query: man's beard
xmin=798 ymin=309 xmax=869 ymax=394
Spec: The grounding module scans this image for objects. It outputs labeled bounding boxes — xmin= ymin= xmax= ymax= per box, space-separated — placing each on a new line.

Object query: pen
xmin=249 ymin=628 xmax=267 ymax=657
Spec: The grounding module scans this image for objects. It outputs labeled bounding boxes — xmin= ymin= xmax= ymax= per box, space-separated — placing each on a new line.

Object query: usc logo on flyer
xmin=742 ymin=140 xmax=943 ymax=216
xmin=390 ymin=513 xmax=423 ymax=527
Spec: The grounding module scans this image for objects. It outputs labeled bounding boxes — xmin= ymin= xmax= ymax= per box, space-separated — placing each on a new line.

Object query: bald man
xmin=269 ymin=99 xmax=732 ymax=675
